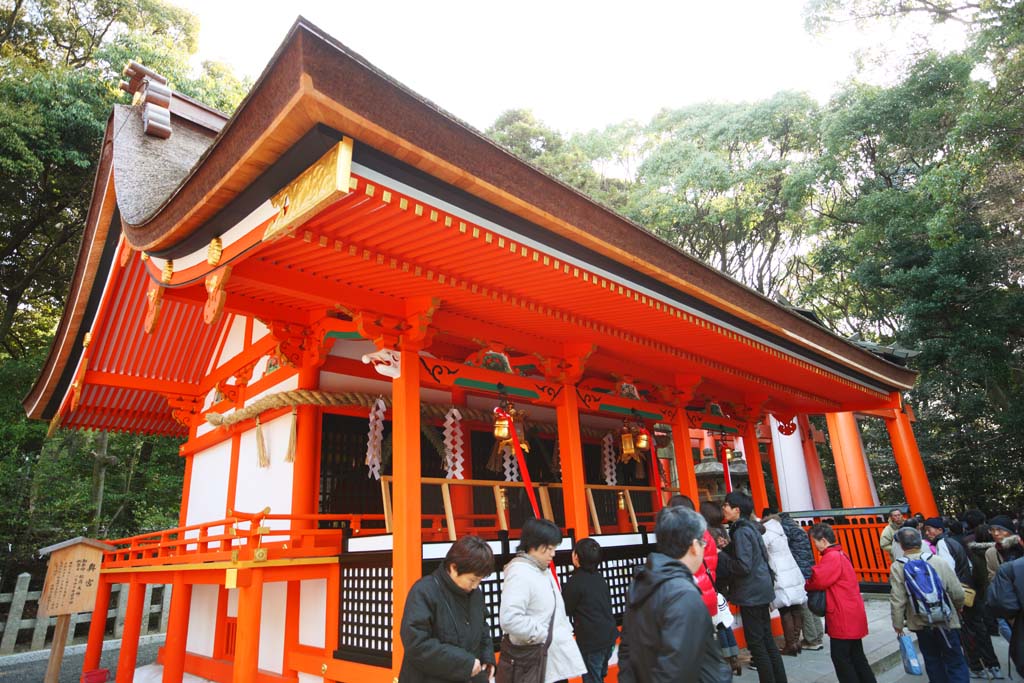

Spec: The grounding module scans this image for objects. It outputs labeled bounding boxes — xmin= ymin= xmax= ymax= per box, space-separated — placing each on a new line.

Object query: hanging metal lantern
xmin=636 ymin=430 xmax=650 ymax=451
xmin=493 ymin=415 xmax=510 ymax=441
xmin=621 ymin=427 xmax=635 ymax=456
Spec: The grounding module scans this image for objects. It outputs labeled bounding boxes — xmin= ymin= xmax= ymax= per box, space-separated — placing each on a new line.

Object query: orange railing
xmin=101 ymin=509 xmax=387 ymax=569
xmin=794 ymin=508 xmax=900 ymax=586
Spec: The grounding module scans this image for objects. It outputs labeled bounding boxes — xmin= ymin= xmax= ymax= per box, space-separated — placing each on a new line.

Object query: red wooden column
xmin=161 ymin=574 xmax=192 ymax=683
xmin=797 ymin=414 xmax=831 ymax=509
xmin=885 ymin=399 xmax=939 ymax=517
xmin=83 ymin=577 xmax=111 ymax=674
xmin=825 ymin=412 xmax=875 ymax=507
xmin=292 ymin=361 xmax=321 ymax=524
xmin=742 ymin=422 xmax=770 ymax=515
xmin=115 ymin=580 xmax=146 ymax=683
xmin=557 ymin=385 xmax=590 ymax=539
xmin=391 ymin=346 xmax=422 ymax=676
xmin=233 ymin=568 xmax=265 ymax=683
xmin=671 ymin=412 xmax=699 ymax=505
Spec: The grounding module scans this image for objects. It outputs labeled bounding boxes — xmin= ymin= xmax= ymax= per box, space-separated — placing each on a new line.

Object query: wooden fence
xmin=0 ymin=573 xmax=170 ymax=655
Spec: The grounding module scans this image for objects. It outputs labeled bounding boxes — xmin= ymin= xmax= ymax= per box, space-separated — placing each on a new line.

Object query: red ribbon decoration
xmin=639 ymin=426 xmax=665 ymax=509
xmin=495 ymin=405 xmax=560 ymax=586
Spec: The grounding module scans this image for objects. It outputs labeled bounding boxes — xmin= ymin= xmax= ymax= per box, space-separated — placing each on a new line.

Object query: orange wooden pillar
xmin=162 ymin=575 xmax=192 ymax=683
xmin=391 ymin=347 xmax=422 ymax=675
xmin=797 ymin=414 xmax=831 ymax=509
xmin=557 ymin=385 xmax=589 ymax=539
xmin=742 ymin=423 xmax=770 ymax=516
xmin=671 ymin=412 xmax=699 ymax=505
xmin=292 ymin=363 xmax=320 ymax=523
xmin=83 ymin=577 xmax=111 ymax=674
xmin=115 ymin=580 xmax=146 ymax=683
xmin=825 ymin=412 xmax=875 ymax=508
xmin=885 ymin=400 xmax=939 ymax=517
xmin=233 ymin=568 xmax=264 ymax=683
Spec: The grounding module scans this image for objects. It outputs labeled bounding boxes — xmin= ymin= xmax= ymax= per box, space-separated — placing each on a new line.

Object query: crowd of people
xmin=880 ymin=508 xmax=1024 ymax=682
xmin=396 ymin=501 xmax=1024 ymax=683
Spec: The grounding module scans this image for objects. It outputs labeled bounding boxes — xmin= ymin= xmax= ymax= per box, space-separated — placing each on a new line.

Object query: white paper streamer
xmin=501 ymin=444 xmax=520 ymax=482
xmin=443 ymin=407 xmax=465 ymax=479
xmin=602 ymin=432 xmax=618 ymax=486
xmin=365 ymin=398 xmax=386 ymax=480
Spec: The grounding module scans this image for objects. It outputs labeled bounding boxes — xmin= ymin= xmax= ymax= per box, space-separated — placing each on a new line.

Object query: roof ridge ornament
xmin=120 ymin=61 xmax=173 ymax=139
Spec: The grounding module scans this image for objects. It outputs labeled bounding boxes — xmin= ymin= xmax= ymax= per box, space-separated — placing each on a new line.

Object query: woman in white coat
xmin=499 ymin=518 xmax=585 ymax=683
xmin=763 ymin=510 xmax=808 ymax=656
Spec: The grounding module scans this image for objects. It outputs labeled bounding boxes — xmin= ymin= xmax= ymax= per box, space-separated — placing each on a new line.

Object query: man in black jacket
xmin=723 ymin=491 xmax=787 ymax=683
xmin=618 ymin=505 xmax=731 ymax=683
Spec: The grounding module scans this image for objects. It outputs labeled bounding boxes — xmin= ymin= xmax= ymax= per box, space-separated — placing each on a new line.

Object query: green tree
xmin=627 ymin=92 xmax=820 ymax=296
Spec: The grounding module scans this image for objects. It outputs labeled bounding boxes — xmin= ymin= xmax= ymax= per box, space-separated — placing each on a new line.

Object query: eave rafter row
xmin=281 ymin=218 xmax=843 ymax=409
xmin=341 ymin=174 xmax=885 ymax=400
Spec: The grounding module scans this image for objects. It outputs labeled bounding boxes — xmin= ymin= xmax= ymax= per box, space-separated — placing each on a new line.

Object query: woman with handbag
xmin=498 ymin=518 xmax=585 ymax=683
xmin=805 ymin=523 xmax=876 ymax=683
xmin=399 ymin=535 xmax=497 ymax=683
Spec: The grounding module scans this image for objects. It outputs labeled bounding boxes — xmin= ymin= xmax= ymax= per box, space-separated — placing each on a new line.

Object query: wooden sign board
xmin=38 ymin=537 xmax=110 ymax=618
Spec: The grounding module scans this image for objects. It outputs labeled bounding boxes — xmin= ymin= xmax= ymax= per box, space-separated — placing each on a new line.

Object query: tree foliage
xmin=0 ymin=0 xmax=249 ymax=585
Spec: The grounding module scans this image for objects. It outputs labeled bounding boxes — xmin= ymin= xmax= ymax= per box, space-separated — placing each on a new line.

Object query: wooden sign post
xmin=38 ymin=537 xmax=113 ymax=683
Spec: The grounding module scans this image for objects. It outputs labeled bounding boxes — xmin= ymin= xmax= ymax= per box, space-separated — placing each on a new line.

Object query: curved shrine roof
xmin=25 ymin=18 xmax=916 ymax=433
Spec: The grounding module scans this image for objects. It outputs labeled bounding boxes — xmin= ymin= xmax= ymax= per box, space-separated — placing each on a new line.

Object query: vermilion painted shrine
xmin=25 ymin=18 xmax=938 ymax=683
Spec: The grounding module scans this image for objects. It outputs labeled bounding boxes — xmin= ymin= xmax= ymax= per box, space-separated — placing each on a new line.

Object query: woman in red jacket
xmin=669 ymin=495 xmax=717 ymax=614
xmin=805 ymin=523 xmax=876 ymax=683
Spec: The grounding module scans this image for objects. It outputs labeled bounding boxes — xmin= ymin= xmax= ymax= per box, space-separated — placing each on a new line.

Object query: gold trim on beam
xmin=264 ymin=137 xmax=354 ymax=241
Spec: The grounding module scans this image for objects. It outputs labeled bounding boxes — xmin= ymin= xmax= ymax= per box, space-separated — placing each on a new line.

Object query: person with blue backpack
xmin=890 ymin=527 xmax=969 ymax=683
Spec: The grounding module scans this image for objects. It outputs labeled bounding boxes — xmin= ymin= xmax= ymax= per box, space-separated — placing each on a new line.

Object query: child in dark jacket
xmin=562 ymin=538 xmax=619 ymax=683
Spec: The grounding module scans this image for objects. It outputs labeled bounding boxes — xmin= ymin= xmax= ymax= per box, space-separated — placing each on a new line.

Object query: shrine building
xmin=25 ymin=18 xmax=938 ymax=683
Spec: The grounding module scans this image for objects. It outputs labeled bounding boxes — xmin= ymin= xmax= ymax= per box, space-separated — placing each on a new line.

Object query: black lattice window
xmin=334 ymin=553 xmax=394 ymax=667
xmin=332 ymin=535 xmax=651 ymax=666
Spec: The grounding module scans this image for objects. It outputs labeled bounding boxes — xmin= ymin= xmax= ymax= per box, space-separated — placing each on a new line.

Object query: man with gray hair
xmin=618 ymin=505 xmax=731 ymax=683
xmin=890 ymin=526 xmax=969 ymax=683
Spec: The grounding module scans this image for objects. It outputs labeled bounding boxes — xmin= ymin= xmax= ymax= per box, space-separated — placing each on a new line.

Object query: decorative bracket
xmin=535 ymin=343 xmax=594 ymax=385
xmin=361 ymin=348 xmax=401 ymax=378
xmin=166 ymin=394 xmax=204 ymax=427
xmin=351 ymin=297 xmax=439 ymax=353
xmin=144 ymin=280 xmax=164 ymax=334
xmin=203 ymin=265 xmax=231 ymax=326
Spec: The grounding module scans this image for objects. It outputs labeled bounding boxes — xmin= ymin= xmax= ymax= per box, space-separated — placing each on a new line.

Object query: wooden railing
xmin=380 ymin=476 xmax=667 ymax=541
xmin=100 ymin=480 xmax=671 ymax=569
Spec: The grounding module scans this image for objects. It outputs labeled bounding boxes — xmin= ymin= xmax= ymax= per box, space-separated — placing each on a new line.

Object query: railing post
xmin=83 ymin=578 xmax=112 ymax=672
xmin=0 ymin=573 xmax=31 ymax=654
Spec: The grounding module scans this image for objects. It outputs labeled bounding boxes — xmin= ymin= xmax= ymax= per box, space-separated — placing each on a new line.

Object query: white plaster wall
xmin=185 ymin=584 xmax=219 ymax=657
xmin=235 ymin=412 xmax=294 ymax=526
xmin=245 ymin=373 xmax=299 ymax=406
xmin=252 ymin=318 xmax=270 ymax=343
xmin=769 ymin=416 xmax=814 ymax=512
xmin=184 ymin=440 xmax=232 ymax=539
xmin=259 ymin=581 xmax=288 ymax=674
xmin=298 ymin=674 xmax=322 ymax=683
xmin=299 ymin=579 xmax=327 ymax=648
xmin=218 ymin=316 xmax=248 ymax=369
xmin=226 ymin=588 xmax=238 ymax=617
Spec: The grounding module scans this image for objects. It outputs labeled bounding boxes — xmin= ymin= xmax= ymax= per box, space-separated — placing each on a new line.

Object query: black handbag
xmin=807 ymin=590 xmax=826 ymax=617
xmin=496 ymin=587 xmax=556 ymax=683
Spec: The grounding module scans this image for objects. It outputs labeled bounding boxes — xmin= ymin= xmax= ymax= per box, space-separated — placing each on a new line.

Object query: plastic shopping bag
xmin=899 ymin=634 xmax=923 ymax=676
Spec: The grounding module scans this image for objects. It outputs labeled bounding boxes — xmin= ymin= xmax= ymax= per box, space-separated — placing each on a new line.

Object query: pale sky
xmin=174 ymin=0 xmax=966 ymax=133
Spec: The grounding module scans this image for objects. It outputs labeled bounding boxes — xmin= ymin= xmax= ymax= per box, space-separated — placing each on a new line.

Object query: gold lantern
xmin=636 ymin=429 xmax=650 ymax=451
xmin=493 ymin=415 xmax=510 ymax=441
xmin=620 ymin=427 xmax=635 ymax=457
